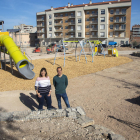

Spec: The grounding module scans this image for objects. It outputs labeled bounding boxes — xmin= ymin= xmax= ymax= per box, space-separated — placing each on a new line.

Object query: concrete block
xmin=76 ymin=107 xmax=86 ymax=116
xmin=76 ymin=116 xmax=94 ymax=127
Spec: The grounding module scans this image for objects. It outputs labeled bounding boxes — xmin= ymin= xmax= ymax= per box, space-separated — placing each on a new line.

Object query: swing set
xmin=53 ymin=39 xmax=105 ymax=67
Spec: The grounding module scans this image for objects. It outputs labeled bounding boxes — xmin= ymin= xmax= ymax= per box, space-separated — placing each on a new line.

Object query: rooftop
xmin=132 ymin=24 xmax=140 ymax=28
xmin=45 ymin=0 xmax=131 ymax=12
xmin=7 ymin=29 xmax=21 ymax=33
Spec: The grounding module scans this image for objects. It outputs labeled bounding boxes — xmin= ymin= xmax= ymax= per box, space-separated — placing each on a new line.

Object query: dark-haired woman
xmin=35 ymin=68 xmax=52 ymax=110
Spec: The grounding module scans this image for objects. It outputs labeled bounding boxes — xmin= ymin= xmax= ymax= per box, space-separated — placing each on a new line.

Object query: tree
xmin=133 ymin=41 xmax=137 ymax=47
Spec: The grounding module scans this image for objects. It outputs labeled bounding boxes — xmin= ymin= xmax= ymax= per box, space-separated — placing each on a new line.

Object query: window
xmin=61 ymin=33 xmax=63 ymax=36
xmin=110 ymin=9 xmax=114 ymax=14
xmin=120 ymin=32 xmax=125 ymax=37
xmin=49 ymin=33 xmax=52 ymax=37
xmin=49 ymin=21 xmax=52 ymax=25
xmin=65 ymin=13 xmax=68 ymax=16
xmin=116 ymin=17 xmax=119 ymax=22
xmin=116 ymin=25 xmax=119 ymax=30
xmin=86 ymin=18 xmax=89 ymax=21
xmin=110 ymin=32 xmax=113 ymax=37
xmin=71 ymin=13 xmax=73 ymax=15
xmin=92 ymin=18 xmax=95 ymax=21
xmin=100 ymin=32 xmax=105 ymax=37
xmin=49 ymin=27 xmax=52 ymax=31
xmin=91 ymin=25 xmax=94 ymax=28
xmin=65 ymin=26 xmax=68 ymax=29
xmin=116 ymin=9 xmax=119 ymax=14
xmin=121 ymin=24 xmax=126 ymax=29
xmin=55 ymin=14 xmax=58 ymax=17
xmin=115 ymin=32 xmax=118 ymax=37
xmin=86 ymin=32 xmax=90 ymax=35
xmin=86 ymin=25 xmax=90 ymax=28
xmin=92 ymin=11 xmax=95 ymax=14
xmin=78 ymin=32 xmax=81 ymax=37
xmin=121 ymin=41 xmax=124 ymax=44
xmin=42 ymin=16 xmax=44 ymax=20
xmin=55 ymin=33 xmax=59 ymax=36
xmin=60 ymin=14 xmax=63 ymax=17
xmin=77 ymin=11 xmax=82 ymax=16
xmin=126 ymin=41 xmax=128 ymax=44
xmin=65 ymin=20 xmax=68 ymax=23
xmin=110 ymin=17 xmax=113 ymax=22
xmin=92 ymin=32 xmax=95 ymax=35
xmin=71 ymin=19 xmax=73 ymax=22
xmin=78 ymin=18 xmax=82 ymax=23
xmin=87 ymin=11 xmax=90 ymax=14
xmin=122 ymin=9 xmax=126 ymax=14
xmin=101 ymin=9 xmax=105 ymax=14
xmin=100 ymin=17 xmax=105 ymax=22
xmin=61 ymin=27 xmax=63 ymax=29
xmin=110 ymin=25 xmax=113 ymax=29
xmin=121 ymin=17 xmax=126 ymax=22
xmin=60 ymin=20 xmax=63 ymax=23
xmin=65 ymin=33 xmax=68 ymax=35
xmin=49 ymin=15 xmax=52 ymax=19
xmin=77 ymin=25 xmax=82 ymax=30
xmin=42 ymin=22 xmax=44 ymax=26
xmin=100 ymin=24 xmax=105 ymax=30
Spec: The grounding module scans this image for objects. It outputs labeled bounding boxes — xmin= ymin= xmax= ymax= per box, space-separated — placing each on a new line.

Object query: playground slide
xmin=0 ymin=35 xmax=35 ymax=79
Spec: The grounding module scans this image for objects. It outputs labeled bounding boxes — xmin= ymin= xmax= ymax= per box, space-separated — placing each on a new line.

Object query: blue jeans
xmin=55 ymin=93 xmax=70 ymax=109
xmin=37 ymin=93 xmax=52 ymax=110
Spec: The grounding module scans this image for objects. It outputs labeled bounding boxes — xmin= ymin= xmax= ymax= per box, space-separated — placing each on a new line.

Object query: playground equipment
xmin=0 ymin=32 xmax=35 ymax=79
xmin=32 ymin=47 xmax=41 ymax=53
xmin=53 ymin=39 xmax=106 ymax=67
xmin=108 ymin=42 xmax=118 ymax=57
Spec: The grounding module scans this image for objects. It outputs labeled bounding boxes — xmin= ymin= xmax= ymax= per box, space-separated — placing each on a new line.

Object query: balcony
xmin=90 ymin=35 xmax=98 ymax=38
xmin=68 ymin=29 xmax=75 ymax=32
xmin=114 ymin=20 xmax=126 ymax=23
xmin=54 ymin=16 xmax=63 ymax=19
xmin=37 ymin=18 xmax=44 ymax=21
xmin=132 ymin=32 xmax=140 ymax=35
xmin=37 ymin=24 xmax=45 ymax=27
xmin=114 ymin=28 xmax=126 ymax=31
xmin=54 ymin=36 xmax=63 ymax=38
xmin=54 ymin=29 xmax=63 ymax=32
xmin=90 ymin=28 xmax=98 ymax=31
xmin=38 ymin=36 xmax=45 ymax=39
xmin=68 ymin=15 xmax=75 ymax=18
xmin=69 ymin=35 xmax=75 ymax=38
xmin=68 ymin=22 xmax=75 ymax=25
xmin=90 ymin=14 xmax=98 ymax=17
xmin=54 ymin=23 xmax=63 ymax=26
xmin=37 ymin=30 xmax=45 ymax=33
xmin=115 ymin=12 xmax=126 ymax=15
xmin=90 ymin=21 xmax=98 ymax=24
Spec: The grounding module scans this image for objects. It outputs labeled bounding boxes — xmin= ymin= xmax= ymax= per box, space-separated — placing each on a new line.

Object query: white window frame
xmin=78 ymin=18 xmax=82 ymax=23
xmin=115 ymin=32 xmax=118 ymax=37
xmin=101 ymin=9 xmax=105 ymax=15
xmin=110 ymin=25 xmax=113 ymax=29
xmin=121 ymin=17 xmax=126 ymax=22
xmin=77 ymin=25 xmax=82 ymax=30
xmin=116 ymin=17 xmax=119 ymax=22
xmin=78 ymin=32 xmax=82 ymax=37
xmin=49 ymin=14 xmax=52 ymax=19
xmin=77 ymin=11 xmax=82 ymax=16
xmin=110 ymin=17 xmax=113 ymax=22
xmin=49 ymin=27 xmax=52 ymax=31
xmin=49 ymin=33 xmax=52 ymax=37
xmin=122 ymin=9 xmax=126 ymax=14
xmin=49 ymin=21 xmax=52 ymax=25
xmin=100 ymin=24 xmax=105 ymax=30
xmin=100 ymin=17 xmax=105 ymax=22
xmin=121 ymin=24 xmax=126 ymax=29
xmin=100 ymin=32 xmax=105 ymax=37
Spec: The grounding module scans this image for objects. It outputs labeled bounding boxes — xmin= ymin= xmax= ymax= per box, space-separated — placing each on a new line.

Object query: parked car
xmin=121 ymin=44 xmax=132 ymax=47
xmin=102 ymin=44 xmax=107 ymax=48
xmin=133 ymin=44 xmax=140 ymax=48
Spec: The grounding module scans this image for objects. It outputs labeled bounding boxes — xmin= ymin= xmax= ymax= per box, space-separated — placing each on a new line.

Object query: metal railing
xmin=68 ymin=22 xmax=75 ymax=25
xmin=115 ymin=12 xmax=126 ymax=15
xmin=90 ymin=28 xmax=98 ymax=31
xmin=90 ymin=21 xmax=98 ymax=24
xmin=90 ymin=14 xmax=98 ymax=17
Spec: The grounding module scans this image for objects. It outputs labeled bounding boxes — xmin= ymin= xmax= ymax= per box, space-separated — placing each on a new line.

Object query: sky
xmin=0 ymin=0 xmax=139 ymax=31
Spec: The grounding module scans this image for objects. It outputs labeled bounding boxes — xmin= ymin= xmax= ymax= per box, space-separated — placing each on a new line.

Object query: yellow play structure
xmin=0 ymin=32 xmax=35 ymax=79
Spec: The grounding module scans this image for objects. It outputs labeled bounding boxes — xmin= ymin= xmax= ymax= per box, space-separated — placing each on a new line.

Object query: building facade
xmin=130 ymin=24 xmax=140 ymax=44
xmin=36 ymin=0 xmax=131 ymax=46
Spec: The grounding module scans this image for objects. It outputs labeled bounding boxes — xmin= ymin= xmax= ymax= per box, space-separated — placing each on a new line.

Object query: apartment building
xmin=130 ymin=24 xmax=140 ymax=44
xmin=36 ymin=0 xmax=131 ymax=46
xmin=14 ymin=24 xmax=34 ymax=33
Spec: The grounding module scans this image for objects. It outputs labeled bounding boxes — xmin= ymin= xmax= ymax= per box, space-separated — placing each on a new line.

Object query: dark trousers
xmin=55 ymin=93 xmax=70 ymax=109
xmin=36 ymin=93 xmax=52 ymax=110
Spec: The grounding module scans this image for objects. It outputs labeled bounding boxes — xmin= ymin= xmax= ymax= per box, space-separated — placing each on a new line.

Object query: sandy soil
xmin=0 ymin=55 xmax=132 ymax=92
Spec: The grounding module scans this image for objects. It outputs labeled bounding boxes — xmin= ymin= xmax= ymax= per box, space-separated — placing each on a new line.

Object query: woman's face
xmin=41 ymin=70 xmax=46 ymax=77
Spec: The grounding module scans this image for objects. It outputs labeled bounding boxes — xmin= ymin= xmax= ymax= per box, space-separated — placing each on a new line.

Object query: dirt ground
xmin=0 ymin=55 xmax=140 ymax=140
xmin=0 ymin=55 xmax=132 ymax=92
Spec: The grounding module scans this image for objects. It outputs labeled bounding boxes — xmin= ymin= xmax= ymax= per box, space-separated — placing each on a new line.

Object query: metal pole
xmin=4 ymin=47 xmax=6 ymax=70
xmin=9 ymin=55 xmax=13 ymax=74
xmin=53 ymin=48 xmax=58 ymax=65
xmin=89 ymin=41 xmax=94 ymax=63
xmin=75 ymin=43 xmax=77 ymax=62
xmin=63 ymin=40 xmax=65 ymax=67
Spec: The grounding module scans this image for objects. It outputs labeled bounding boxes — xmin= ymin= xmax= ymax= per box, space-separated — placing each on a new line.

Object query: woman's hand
xmin=37 ymin=93 xmax=42 ymax=98
xmin=48 ymin=90 xmax=52 ymax=96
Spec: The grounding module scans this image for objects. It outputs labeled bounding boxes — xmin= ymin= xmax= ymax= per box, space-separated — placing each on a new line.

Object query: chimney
xmin=51 ymin=6 xmax=53 ymax=10
xmin=71 ymin=3 xmax=73 ymax=6
xmin=68 ymin=3 xmax=70 ymax=7
xmin=89 ymin=0 xmax=92 ymax=4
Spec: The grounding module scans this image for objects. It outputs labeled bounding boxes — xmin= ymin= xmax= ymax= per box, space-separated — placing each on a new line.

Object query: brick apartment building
xmin=130 ymin=24 xmax=140 ymax=44
xmin=36 ymin=0 xmax=131 ymax=46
